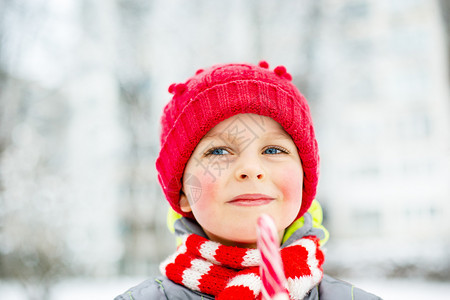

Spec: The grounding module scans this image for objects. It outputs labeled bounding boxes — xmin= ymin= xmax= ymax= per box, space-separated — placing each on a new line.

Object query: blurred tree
xmin=0 ymin=218 xmax=75 ymax=300
xmin=0 ymin=79 xmax=78 ymax=299
xmin=0 ymin=2 xmax=79 ymax=298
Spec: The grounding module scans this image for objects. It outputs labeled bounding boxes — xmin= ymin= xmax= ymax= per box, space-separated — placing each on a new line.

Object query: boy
xmin=115 ymin=61 xmax=382 ymax=299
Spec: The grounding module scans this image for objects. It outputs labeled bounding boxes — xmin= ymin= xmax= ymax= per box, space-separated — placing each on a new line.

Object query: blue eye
xmin=264 ymin=146 xmax=288 ymax=155
xmin=264 ymin=148 xmax=280 ymax=154
xmin=206 ymin=147 xmax=230 ymax=156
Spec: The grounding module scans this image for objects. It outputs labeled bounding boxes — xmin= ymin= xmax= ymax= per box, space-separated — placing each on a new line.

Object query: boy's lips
xmin=228 ymin=193 xmax=275 ymax=206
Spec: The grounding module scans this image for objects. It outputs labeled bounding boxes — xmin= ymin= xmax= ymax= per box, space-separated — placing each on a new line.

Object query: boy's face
xmin=179 ymin=113 xmax=303 ymax=248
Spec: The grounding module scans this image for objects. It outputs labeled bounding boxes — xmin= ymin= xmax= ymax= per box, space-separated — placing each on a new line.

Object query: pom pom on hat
xmin=168 ymin=83 xmax=176 ymax=94
xmin=174 ymin=83 xmax=187 ymax=95
xmin=259 ymin=61 xmax=269 ymax=69
xmin=274 ymin=65 xmax=292 ymax=81
xmin=283 ymin=72 xmax=292 ymax=81
xmin=274 ymin=65 xmax=287 ymax=76
xmin=168 ymin=83 xmax=187 ymax=95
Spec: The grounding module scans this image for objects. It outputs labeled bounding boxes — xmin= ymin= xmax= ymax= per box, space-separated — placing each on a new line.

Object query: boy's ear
xmin=179 ymin=189 xmax=192 ymax=213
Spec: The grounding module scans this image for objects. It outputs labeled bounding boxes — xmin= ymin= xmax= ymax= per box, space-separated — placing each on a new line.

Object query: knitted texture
xmin=160 ymin=234 xmax=324 ymax=300
xmin=156 ymin=61 xmax=319 ymax=220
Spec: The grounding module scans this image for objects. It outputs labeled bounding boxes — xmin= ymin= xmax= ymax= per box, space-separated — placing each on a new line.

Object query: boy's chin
xmin=222 ymin=237 xmax=258 ymax=249
xmin=205 ymin=230 xmax=259 ymax=248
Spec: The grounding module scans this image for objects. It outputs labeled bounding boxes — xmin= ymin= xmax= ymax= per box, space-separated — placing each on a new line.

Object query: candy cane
xmin=257 ymin=214 xmax=289 ymax=300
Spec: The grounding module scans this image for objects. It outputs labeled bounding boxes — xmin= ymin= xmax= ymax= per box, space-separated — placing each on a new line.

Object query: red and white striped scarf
xmin=160 ymin=234 xmax=324 ymax=299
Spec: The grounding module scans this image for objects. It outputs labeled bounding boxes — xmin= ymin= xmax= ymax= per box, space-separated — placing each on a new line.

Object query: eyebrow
xmin=202 ymin=130 xmax=291 ymax=141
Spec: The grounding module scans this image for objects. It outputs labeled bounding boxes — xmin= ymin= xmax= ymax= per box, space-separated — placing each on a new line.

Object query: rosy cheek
xmin=188 ymin=169 xmax=219 ymax=207
xmin=279 ymin=165 xmax=303 ymax=203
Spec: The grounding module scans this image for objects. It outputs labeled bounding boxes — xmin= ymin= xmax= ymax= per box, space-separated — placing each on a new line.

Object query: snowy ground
xmin=1 ymin=277 xmax=450 ymax=299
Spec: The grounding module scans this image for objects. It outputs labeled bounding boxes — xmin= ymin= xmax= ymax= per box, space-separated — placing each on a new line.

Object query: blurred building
xmin=1 ymin=0 xmax=127 ymax=280
xmin=313 ymin=0 xmax=450 ymax=274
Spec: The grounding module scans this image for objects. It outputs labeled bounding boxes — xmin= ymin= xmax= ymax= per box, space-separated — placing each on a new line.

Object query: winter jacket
xmin=115 ymin=202 xmax=382 ymax=300
xmin=115 ymin=274 xmax=380 ymax=300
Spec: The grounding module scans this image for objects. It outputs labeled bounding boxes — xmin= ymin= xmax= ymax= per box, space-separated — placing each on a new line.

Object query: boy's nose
xmin=235 ymin=162 xmax=265 ymax=181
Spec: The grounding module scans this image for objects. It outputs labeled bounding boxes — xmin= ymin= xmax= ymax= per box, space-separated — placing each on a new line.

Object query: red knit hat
xmin=156 ymin=61 xmax=319 ymax=220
